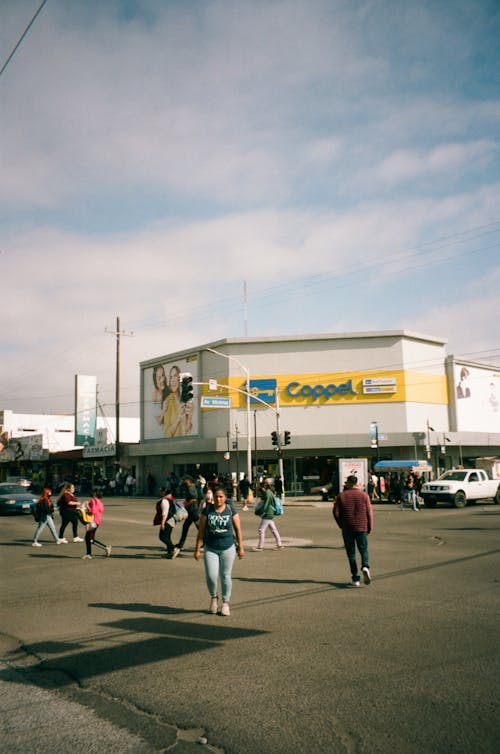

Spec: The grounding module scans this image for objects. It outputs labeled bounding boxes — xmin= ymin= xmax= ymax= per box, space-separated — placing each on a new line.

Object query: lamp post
xmin=204 ymin=347 xmax=252 ymax=484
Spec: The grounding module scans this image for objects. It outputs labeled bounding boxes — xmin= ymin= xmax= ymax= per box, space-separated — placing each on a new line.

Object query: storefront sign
xmin=83 ymin=443 xmax=116 ymax=458
xmin=249 ymin=379 xmax=277 ymax=405
xmin=286 ymin=379 xmax=357 ymax=402
xmin=362 ymin=377 xmax=397 ymax=394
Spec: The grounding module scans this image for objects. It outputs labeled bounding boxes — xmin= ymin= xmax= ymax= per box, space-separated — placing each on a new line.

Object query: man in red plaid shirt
xmin=333 ymin=475 xmax=373 ymax=587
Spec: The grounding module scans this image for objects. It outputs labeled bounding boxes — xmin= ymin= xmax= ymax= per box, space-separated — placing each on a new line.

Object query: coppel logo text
xmin=285 ymin=379 xmax=357 ymax=401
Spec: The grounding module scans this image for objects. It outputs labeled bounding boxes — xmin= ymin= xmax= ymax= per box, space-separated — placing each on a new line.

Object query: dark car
xmin=0 ymin=483 xmax=38 ymax=515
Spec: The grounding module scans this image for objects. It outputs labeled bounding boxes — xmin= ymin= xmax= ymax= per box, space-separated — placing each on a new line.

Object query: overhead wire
xmin=1 ymin=222 xmax=499 ymax=410
xmin=0 ymin=0 xmax=49 ymax=79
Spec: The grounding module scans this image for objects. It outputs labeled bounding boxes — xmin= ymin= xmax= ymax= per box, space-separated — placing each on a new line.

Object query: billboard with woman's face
xmin=454 ymin=364 xmax=500 ymax=432
xmin=143 ymin=358 xmax=198 ymax=440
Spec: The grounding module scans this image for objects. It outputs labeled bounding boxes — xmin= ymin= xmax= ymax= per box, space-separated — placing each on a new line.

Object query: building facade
xmin=135 ymin=331 xmax=500 ymax=494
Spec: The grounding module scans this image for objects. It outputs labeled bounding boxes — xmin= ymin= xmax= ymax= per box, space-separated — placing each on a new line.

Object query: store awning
xmin=373 ymin=460 xmax=432 ymax=472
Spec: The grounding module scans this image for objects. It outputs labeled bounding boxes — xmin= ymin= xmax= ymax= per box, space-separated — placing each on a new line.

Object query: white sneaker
xmin=276 ymin=544 xmax=284 ymax=550
xmin=105 ymin=545 xmax=112 ymax=557
xmin=220 ymin=602 xmax=230 ymax=616
xmin=209 ymin=596 xmax=218 ymax=615
xmin=362 ymin=567 xmax=372 ymax=585
xmin=252 ymin=546 xmax=263 ymax=552
xmin=56 ymin=539 xmax=65 ymax=545
xmin=32 ymin=542 xmax=42 ymax=547
xmin=73 ymin=536 xmax=84 ymax=542
xmin=348 ymin=579 xmax=361 ymax=587
xmin=82 ymin=554 xmax=92 ymax=560
xmin=242 ymin=506 xmax=248 ymax=511
xmin=171 ymin=547 xmax=180 ymax=559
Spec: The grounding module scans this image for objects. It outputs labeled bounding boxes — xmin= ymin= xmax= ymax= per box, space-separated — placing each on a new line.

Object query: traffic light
xmin=284 ymin=430 xmax=291 ymax=446
xmin=271 ymin=430 xmax=278 ymax=447
xmin=181 ymin=373 xmax=193 ymax=402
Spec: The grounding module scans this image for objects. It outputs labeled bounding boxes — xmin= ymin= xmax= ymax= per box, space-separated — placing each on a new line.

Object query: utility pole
xmin=105 ymin=316 xmax=133 ymax=466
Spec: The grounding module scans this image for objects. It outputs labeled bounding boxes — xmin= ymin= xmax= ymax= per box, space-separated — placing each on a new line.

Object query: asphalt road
xmin=1 ymin=496 xmax=499 ymax=754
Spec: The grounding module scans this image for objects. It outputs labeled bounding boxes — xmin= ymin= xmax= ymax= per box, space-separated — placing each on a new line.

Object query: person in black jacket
xmin=32 ymin=487 xmax=66 ymax=547
xmin=175 ymin=475 xmax=200 ymax=552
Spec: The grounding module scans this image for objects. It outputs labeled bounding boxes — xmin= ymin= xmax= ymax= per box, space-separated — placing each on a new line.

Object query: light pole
xmin=204 ymin=347 xmax=252 ymax=484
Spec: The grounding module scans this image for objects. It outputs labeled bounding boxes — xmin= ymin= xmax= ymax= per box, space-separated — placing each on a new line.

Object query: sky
xmin=1 ymin=0 xmax=499 ymax=419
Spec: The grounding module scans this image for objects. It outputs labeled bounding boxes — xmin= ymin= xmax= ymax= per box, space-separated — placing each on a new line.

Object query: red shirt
xmin=333 ymin=487 xmax=373 ymax=533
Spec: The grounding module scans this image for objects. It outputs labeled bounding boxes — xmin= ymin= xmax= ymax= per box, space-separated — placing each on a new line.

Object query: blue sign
xmin=201 ymin=396 xmax=231 ymax=408
xmin=249 ymin=378 xmax=277 ymax=405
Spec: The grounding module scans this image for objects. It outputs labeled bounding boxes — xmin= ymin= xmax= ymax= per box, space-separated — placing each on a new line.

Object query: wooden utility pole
xmin=105 ymin=316 xmax=133 ymax=467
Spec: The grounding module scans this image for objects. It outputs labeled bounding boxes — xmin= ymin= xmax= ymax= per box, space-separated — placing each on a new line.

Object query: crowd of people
xmin=367 ymin=470 xmax=423 ymax=510
xmin=29 ymin=468 xmax=379 ymax=614
xmin=31 ymin=483 xmax=111 ymax=559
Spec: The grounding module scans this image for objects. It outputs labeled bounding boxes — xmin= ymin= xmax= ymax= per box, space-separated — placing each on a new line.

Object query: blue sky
xmin=1 ymin=0 xmax=499 ymax=417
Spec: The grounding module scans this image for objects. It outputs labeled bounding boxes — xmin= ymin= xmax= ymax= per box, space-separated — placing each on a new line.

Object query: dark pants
xmin=176 ymin=506 xmax=199 ymax=549
xmin=159 ymin=524 xmax=175 ymax=555
xmin=59 ymin=508 xmax=79 ymax=539
xmin=342 ymin=530 xmax=369 ymax=581
xmin=85 ymin=524 xmax=107 ymax=555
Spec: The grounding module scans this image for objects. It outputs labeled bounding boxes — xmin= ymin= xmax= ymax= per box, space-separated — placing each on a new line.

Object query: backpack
xmin=273 ymin=495 xmax=283 ymax=516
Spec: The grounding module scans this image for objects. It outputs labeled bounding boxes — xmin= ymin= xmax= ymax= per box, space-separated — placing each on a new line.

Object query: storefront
xmin=133 ymin=331 xmax=500 ymax=494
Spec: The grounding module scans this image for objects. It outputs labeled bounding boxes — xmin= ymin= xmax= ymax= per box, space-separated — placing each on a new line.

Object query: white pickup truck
xmin=421 ymin=469 xmax=500 ymax=508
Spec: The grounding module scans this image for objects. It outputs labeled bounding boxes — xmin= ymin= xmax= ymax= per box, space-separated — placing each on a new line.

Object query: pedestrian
xmin=253 ymin=480 xmax=284 ymax=551
xmin=238 ymin=474 xmax=251 ymax=511
xmin=194 ymin=485 xmax=245 ymax=616
xmin=57 ymin=483 xmax=84 ymax=543
xmin=146 ymin=470 xmax=156 ymax=496
xmin=402 ymin=476 xmax=420 ymax=511
xmin=202 ymin=487 xmax=214 ymax=510
xmin=82 ymin=490 xmax=112 ymax=560
xmin=153 ymin=487 xmax=180 ymax=559
xmin=32 ymin=487 xmax=66 ymax=547
xmin=175 ymin=475 xmax=200 ymax=553
xmin=126 ymin=472 xmax=135 ymax=496
xmin=333 ymin=474 xmax=373 ymax=587
xmin=274 ymin=475 xmax=283 ymax=500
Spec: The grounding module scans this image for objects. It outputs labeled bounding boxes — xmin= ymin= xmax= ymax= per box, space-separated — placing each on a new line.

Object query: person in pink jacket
xmin=82 ymin=491 xmax=112 ymax=560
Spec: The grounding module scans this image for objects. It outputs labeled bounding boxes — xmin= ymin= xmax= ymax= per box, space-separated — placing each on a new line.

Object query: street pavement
xmin=1 ymin=495 xmax=499 ymax=753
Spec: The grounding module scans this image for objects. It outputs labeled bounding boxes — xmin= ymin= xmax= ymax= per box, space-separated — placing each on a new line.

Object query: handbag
xmin=173 ymin=501 xmax=188 ymax=523
xmin=76 ymin=506 xmax=93 ymax=524
xmin=254 ymin=501 xmax=265 ymax=516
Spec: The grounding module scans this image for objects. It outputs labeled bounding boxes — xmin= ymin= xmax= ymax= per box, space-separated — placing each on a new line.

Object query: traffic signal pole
xmin=275 ymin=390 xmax=284 ymax=485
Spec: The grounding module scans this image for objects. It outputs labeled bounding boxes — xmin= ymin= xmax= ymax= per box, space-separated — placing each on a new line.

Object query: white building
xmin=134 ymin=331 xmax=500 ymax=493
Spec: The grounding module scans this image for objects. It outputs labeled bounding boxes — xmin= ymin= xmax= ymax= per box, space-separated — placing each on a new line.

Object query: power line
xmin=0 ymin=0 xmax=49 ymax=79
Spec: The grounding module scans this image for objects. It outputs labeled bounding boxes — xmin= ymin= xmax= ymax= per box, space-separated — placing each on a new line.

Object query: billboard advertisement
xmin=75 ymin=375 xmax=97 ymax=446
xmin=143 ymin=357 xmax=199 ymax=440
xmin=454 ymin=364 xmax=500 ymax=432
xmin=0 ymin=434 xmax=49 ymax=462
xmin=339 ymin=458 xmax=369 ymax=490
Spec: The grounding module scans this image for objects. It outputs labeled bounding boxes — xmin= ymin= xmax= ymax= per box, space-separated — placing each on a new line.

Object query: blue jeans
xmin=34 ymin=515 xmax=58 ymax=542
xmin=342 ymin=530 xmax=369 ymax=581
xmin=203 ymin=545 xmax=236 ymax=603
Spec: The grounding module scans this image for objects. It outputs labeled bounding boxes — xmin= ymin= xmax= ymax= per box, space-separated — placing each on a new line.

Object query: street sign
xmin=201 ymin=396 xmax=231 ymax=408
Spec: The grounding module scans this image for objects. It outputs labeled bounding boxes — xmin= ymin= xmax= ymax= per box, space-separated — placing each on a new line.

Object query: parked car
xmin=421 ymin=469 xmax=500 ymax=508
xmin=6 ymin=476 xmax=32 ymax=487
xmin=0 ymin=483 xmax=38 ymax=515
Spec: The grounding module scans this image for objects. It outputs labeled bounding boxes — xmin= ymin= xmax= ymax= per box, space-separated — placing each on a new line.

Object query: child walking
xmin=82 ymin=490 xmax=112 ymax=559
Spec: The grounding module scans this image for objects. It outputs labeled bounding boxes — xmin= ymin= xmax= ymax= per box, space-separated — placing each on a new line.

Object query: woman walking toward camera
xmin=82 ymin=490 xmax=112 ymax=560
xmin=194 ymin=486 xmax=244 ymax=616
xmin=32 ymin=487 xmax=66 ymax=547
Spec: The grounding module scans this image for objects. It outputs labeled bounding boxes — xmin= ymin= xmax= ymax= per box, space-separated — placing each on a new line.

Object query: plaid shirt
xmin=333 ymin=487 xmax=373 ymax=533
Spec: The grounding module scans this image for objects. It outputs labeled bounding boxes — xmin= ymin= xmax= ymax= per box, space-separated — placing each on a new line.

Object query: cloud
xmin=376 ymin=140 xmax=497 ymax=186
